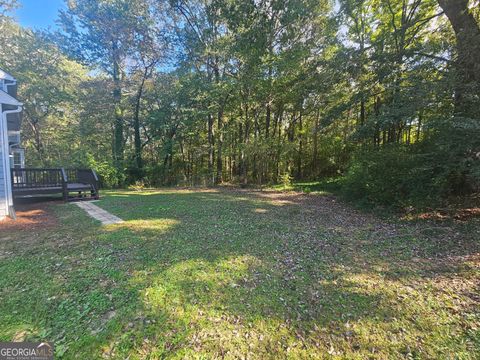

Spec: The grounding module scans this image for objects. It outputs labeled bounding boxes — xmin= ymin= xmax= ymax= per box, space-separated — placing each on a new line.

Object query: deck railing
xmin=11 ymin=168 xmax=67 ymax=189
xmin=11 ymin=168 xmax=99 ymax=201
xmin=65 ymin=168 xmax=99 ymax=196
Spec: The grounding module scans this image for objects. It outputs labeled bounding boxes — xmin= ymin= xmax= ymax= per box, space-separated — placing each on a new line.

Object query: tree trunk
xmin=112 ymin=42 xmax=124 ymax=173
xmin=360 ymin=100 xmax=365 ymax=126
xmin=213 ymin=58 xmax=223 ymax=185
xmin=437 ymin=0 xmax=480 ymax=115
xmin=207 ymin=114 xmax=214 ymax=185
xmin=242 ymin=102 xmax=250 ymax=186
xmin=312 ymin=110 xmax=319 ymax=176
xmin=133 ymin=67 xmax=148 ymax=177
xmin=216 ymin=106 xmax=223 ymax=184
xmin=265 ymin=102 xmax=271 ymax=139
xmin=417 ymin=112 xmax=422 ymax=141
xmin=238 ymin=122 xmax=244 ymax=180
xmin=28 ymin=118 xmax=45 ymax=165
xmin=297 ymin=112 xmax=303 ymax=179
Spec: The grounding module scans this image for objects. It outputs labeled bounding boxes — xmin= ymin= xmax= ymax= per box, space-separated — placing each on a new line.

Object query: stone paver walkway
xmin=75 ymin=201 xmax=124 ymax=225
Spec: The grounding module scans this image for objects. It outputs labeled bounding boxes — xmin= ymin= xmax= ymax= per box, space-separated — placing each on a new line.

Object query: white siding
xmin=0 ymin=114 xmax=7 ymax=219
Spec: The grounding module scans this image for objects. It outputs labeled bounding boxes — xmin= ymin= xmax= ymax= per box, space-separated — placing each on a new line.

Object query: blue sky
xmin=16 ymin=0 xmax=65 ymax=29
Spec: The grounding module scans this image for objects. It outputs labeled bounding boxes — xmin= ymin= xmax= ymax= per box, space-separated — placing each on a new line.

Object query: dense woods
xmin=1 ymin=0 xmax=479 ymax=208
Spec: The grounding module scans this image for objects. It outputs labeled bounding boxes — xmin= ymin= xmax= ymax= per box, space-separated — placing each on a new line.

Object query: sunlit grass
xmin=106 ymin=219 xmax=180 ymax=233
xmin=266 ymin=179 xmax=341 ymax=195
xmin=0 ymin=189 xmax=478 ymax=359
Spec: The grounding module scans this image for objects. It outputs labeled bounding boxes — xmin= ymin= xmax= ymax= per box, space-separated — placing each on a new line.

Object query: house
xmin=0 ymin=68 xmax=23 ymax=220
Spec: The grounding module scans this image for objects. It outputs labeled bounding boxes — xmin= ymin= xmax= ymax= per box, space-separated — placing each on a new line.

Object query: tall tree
xmin=437 ymin=0 xmax=480 ymax=116
xmin=57 ymin=0 xmax=154 ymax=178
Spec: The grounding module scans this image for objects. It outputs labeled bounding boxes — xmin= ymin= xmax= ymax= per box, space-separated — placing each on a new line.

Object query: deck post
xmin=91 ymin=169 xmax=100 ymax=199
xmin=60 ymin=168 xmax=68 ymax=202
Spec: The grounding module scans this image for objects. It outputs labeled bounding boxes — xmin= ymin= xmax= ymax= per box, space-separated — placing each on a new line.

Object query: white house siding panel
xmin=8 ymin=132 xmax=20 ymax=144
xmin=0 ymin=126 xmax=7 ymax=219
xmin=0 ymin=73 xmax=22 ymax=220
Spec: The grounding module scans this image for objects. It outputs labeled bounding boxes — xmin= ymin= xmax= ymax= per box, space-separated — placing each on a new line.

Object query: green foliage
xmin=86 ymin=154 xmax=125 ymax=188
xmin=280 ymin=172 xmax=293 ymax=190
xmin=343 ymin=117 xmax=480 ymax=208
xmin=343 ymin=145 xmax=432 ymax=207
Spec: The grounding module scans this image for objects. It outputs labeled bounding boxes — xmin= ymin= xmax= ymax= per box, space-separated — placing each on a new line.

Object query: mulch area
xmin=0 ymin=198 xmax=59 ymax=232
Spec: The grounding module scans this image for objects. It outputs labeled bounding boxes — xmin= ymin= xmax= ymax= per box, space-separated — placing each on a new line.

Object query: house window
xmin=10 ymin=149 xmax=24 ymax=169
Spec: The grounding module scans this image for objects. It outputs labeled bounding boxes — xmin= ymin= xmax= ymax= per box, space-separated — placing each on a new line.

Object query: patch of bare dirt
xmin=0 ymin=201 xmax=63 ymax=258
xmin=406 ymin=207 xmax=480 ymax=222
xmin=0 ymin=202 xmax=58 ymax=233
xmin=255 ymin=190 xmax=387 ymax=230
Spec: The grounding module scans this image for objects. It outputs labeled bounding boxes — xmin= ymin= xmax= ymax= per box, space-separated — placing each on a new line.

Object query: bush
xmin=280 ymin=172 xmax=293 ymax=190
xmin=86 ymin=154 xmax=125 ymax=188
xmin=343 ymin=118 xmax=480 ymax=209
xmin=343 ymin=145 xmax=427 ymax=207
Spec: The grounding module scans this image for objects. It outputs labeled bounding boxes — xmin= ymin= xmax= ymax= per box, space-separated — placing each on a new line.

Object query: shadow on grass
xmin=0 ymin=189 xmax=478 ymax=358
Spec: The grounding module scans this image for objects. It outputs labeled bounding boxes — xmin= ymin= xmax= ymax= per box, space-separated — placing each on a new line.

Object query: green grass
xmin=0 ymin=189 xmax=479 ymax=359
xmin=267 ymin=179 xmax=342 ymax=194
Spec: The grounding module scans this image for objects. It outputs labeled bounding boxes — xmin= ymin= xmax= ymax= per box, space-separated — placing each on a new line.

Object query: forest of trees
xmin=1 ymin=0 xmax=479 ymax=208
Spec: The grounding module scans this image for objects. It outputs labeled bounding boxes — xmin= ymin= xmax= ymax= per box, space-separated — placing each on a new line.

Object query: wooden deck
xmin=11 ymin=168 xmax=99 ymax=201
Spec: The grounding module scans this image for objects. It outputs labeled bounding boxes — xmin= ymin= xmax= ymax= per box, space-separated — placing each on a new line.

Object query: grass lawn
xmin=0 ymin=189 xmax=479 ymax=359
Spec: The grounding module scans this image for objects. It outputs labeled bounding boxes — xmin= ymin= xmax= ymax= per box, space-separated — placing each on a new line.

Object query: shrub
xmin=343 ymin=118 xmax=480 ymax=209
xmin=343 ymin=145 xmax=427 ymax=207
xmin=280 ymin=172 xmax=293 ymax=190
xmin=86 ymin=154 xmax=125 ymax=188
